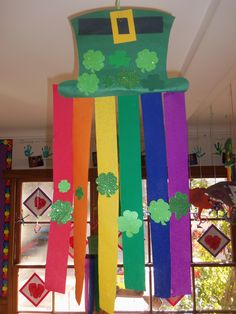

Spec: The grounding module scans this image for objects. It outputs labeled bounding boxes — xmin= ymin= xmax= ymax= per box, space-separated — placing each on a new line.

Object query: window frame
xmin=4 ymin=166 xmax=236 ymax=314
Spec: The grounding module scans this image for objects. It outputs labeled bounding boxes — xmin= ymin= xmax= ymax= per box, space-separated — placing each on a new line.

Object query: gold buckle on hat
xmin=110 ymin=9 xmax=136 ymax=44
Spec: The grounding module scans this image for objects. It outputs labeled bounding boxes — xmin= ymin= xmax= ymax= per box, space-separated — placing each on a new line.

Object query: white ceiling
xmin=1 ymin=0 xmax=236 ymax=138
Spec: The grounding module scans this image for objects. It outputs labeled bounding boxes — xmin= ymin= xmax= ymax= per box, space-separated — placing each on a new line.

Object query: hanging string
xmin=229 ymin=82 xmax=236 ymax=181
xmin=229 ymin=83 xmax=234 ymax=140
xmin=115 ymin=0 xmax=120 ymax=9
xmin=196 ymin=116 xmax=203 ymax=181
xmin=209 ymin=105 xmax=217 ymax=183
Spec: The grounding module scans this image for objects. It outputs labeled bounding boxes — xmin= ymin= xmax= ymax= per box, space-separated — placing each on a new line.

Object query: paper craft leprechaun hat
xmin=58 ymin=8 xmax=189 ymax=98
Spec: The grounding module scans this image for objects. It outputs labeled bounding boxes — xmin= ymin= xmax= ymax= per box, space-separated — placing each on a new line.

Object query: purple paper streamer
xmin=163 ymin=92 xmax=191 ymax=296
xmin=85 ymin=257 xmax=89 ymax=313
xmin=0 ymin=144 xmax=6 ymax=294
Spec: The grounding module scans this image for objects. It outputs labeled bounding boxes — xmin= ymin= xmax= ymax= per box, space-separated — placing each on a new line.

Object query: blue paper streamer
xmin=141 ymin=93 xmax=171 ymax=297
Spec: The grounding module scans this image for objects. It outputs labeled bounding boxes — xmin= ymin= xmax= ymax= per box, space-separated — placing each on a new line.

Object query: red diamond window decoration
xmin=23 ymin=187 xmax=52 ymax=217
xmin=118 ymin=231 xmax=123 ymax=250
xmin=69 ymin=225 xmax=74 ymax=258
xmin=68 ymin=224 xmax=88 ymax=259
xmin=197 ymin=224 xmax=230 ymax=257
xmin=166 ymin=295 xmax=184 ymax=306
xmin=19 ymin=273 xmax=50 ymax=307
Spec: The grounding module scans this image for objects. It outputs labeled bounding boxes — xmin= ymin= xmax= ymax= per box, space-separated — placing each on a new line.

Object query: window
xmin=6 ymin=166 xmax=236 ymax=313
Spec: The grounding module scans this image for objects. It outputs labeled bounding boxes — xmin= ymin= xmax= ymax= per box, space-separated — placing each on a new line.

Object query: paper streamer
xmin=88 ymin=257 xmax=95 ymax=314
xmin=118 ymin=95 xmax=145 ymax=290
xmin=163 ymin=92 xmax=191 ymax=296
xmin=141 ymin=93 xmax=171 ymax=297
xmin=94 ymin=255 xmax=100 ymax=312
xmin=73 ymin=98 xmax=93 ymax=303
xmin=45 ymin=85 xmax=73 ymax=293
xmin=85 ymin=258 xmax=89 ymax=313
xmin=95 ymin=97 xmax=119 ymax=313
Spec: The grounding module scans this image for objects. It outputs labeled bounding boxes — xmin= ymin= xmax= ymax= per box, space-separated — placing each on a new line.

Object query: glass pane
xmin=159 ymin=295 xmax=193 ymax=311
xmin=68 ymin=223 xmax=91 ymax=265
xmin=22 ymin=182 xmax=91 ymax=222
xmin=195 ymin=266 xmax=236 ymax=310
xmin=192 ymin=220 xmax=232 ymax=263
xmin=190 ymin=177 xmax=227 ymax=219
xmin=18 ymin=269 xmax=52 ymax=312
xmin=22 ymin=182 xmax=53 ymax=222
xmin=115 ymin=267 xmax=150 ymax=312
xmin=21 ymin=223 xmax=49 ymax=265
xmin=150 ymin=266 xmax=193 ymax=311
xmin=54 ymin=268 xmax=85 ymax=312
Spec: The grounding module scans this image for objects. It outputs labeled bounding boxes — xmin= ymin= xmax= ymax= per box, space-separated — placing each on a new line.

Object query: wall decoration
xmin=24 ymin=144 xmax=34 ymax=157
xmin=58 ymin=9 xmax=188 ymax=98
xmin=28 ymin=155 xmax=44 ymax=168
xmin=166 ymin=295 xmax=184 ymax=306
xmin=118 ymin=231 xmax=123 ymax=251
xmin=192 ymin=145 xmax=206 ymax=159
xmin=214 ymin=138 xmax=235 ymax=181
xmin=0 ymin=139 xmax=12 ymax=297
xmin=69 ymin=225 xmax=74 ymax=259
xmin=197 ymin=224 xmax=230 ymax=257
xmin=42 ymin=145 xmax=52 ymax=159
xmin=188 ymin=153 xmax=198 ymax=166
xmin=23 ymin=187 xmax=52 ymax=217
xmin=190 ymin=181 xmax=236 ymax=223
xmin=12 ymin=138 xmax=52 ymax=169
xmin=45 ymin=6 xmax=191 ymax=314
xmin=19 ymin=273 xmax=50 ymax=307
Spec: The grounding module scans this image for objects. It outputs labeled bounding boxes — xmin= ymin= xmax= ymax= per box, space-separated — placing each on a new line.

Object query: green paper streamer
xmin=118 ymin=210 xmax=143 ymax=238
xmin=118 ymin=95 xmax=145 ymax=290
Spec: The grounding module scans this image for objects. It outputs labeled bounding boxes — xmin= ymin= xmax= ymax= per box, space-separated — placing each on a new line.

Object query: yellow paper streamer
xmin=95 ymin=97 xmax=119 ymax=314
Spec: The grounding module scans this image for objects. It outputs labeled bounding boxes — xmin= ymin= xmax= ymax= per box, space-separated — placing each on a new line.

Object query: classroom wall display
xmin=0 ymin=139 xmax=12 ymax=297
xmin=12 ymin=138 xmax=52 ymax=169
xmin=45 ymin=6 xmax=191 ymax=314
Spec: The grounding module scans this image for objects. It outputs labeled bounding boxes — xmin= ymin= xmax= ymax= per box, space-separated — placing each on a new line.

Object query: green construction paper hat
xmin=59 ymin=8 xmax=189 ymax=98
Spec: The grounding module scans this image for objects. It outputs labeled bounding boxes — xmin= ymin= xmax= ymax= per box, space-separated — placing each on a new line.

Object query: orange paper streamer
xmin=73 ymin=98 xmax=94 ymax=304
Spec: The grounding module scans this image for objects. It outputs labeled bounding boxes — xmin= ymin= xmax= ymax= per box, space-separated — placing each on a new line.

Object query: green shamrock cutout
xmin=118 ymin=210 xmax=142 ymax=238
xmin=49 ymin=200 xmax=73 ymax=224
xmin=101 ymin=72 xmax=115 ymax=87
xmin=136 ymin=49 xmax=159 ymax=73
xmin=83 ymin=50 xmax=105 ymax=72
xmin=75 ymin=186 xmax=84 ymax=200
xmin=77 ymin=73 xmax=99 ymax=95
xmin=96 ymin=172 xmax=118 ymax=197
xmin=58 ymin=179 xmax=70 ymax=193
xmin=109 ymin=50 xmax=131 ymax=68
xmin=117 ymin=69 xmax=140 ymax=88
xmin=169 ymin=192 xmax=190 ymax=220
xmin=148 ymin=199 xmax=171 ymax=225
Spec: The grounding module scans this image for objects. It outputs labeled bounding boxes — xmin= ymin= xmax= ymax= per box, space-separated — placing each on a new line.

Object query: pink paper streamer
xmin=45 ymin=85 xmax=73 ymax=293
xmin=164 ymin=92 xmax=191 ymax=296
xmin=85 ymin=258 xmax=89 ymax=313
